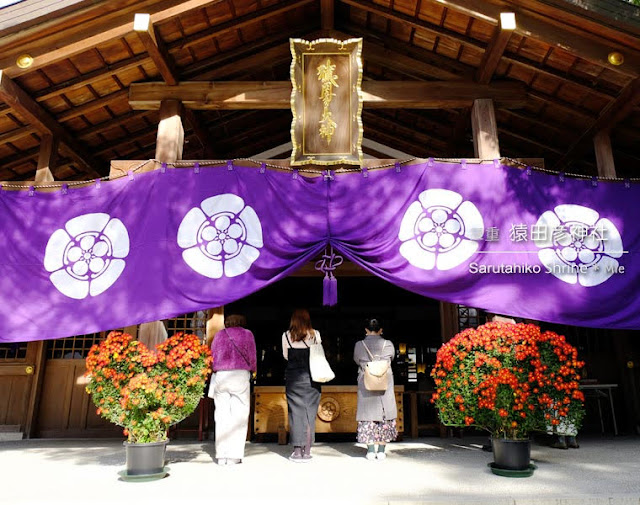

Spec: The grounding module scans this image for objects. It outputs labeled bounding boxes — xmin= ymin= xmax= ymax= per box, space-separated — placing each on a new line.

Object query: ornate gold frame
xmin=290 ymin=38 xmax=363 ymax=166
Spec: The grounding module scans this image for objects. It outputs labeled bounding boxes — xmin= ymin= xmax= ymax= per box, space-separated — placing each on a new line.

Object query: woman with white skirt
xmin=210 ymin=314 xmax=257 ymax=465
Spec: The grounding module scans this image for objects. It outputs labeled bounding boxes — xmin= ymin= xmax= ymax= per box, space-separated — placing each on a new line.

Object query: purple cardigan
xmin=211 ymin=327 xmax=257 ymax=372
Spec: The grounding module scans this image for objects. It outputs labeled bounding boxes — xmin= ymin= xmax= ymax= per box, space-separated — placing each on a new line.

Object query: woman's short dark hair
xmin=225 ymin=314 xmax=247 ymax=328
xmin=365 ymin=318 xmax=382 ymax=332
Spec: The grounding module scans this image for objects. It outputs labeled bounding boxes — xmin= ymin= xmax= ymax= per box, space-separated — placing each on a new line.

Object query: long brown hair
xmin=289 ymin=309 xmax=313 ymax=342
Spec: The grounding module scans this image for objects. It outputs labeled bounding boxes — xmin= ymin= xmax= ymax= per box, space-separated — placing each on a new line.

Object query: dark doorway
xmin=226 ymin=276 xmax=441 ymax=386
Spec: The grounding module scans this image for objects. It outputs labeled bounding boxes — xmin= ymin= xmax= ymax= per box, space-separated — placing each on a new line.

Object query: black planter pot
xmin=124 ymin=440 xmax=168 ymax=476
xmin=491 ymin=437 xmax=531 ymax=471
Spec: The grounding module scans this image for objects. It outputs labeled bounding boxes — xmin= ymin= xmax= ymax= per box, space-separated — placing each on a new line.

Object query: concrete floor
xmin=0 ymin=436 xmax=638 ymax=505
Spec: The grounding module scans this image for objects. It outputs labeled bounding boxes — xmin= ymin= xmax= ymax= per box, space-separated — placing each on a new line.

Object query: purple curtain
xmin=0 ymin=167 xmax=327 ymax=342
xmin=0 ymin=160 xmax=638 ymax=343
xmin=331 ymin=161 xmax=638 ymax=329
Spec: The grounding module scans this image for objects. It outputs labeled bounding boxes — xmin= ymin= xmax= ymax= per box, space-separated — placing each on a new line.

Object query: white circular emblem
xmin=177 ymin=193 xmax=263 ymax=279
xmin=533 ymin=204 xmax=623 ymax=287
xmin=44 ymin=213 xmax=130 ymax=299
xmin=398 ymin=189 xmax=484 ymax=271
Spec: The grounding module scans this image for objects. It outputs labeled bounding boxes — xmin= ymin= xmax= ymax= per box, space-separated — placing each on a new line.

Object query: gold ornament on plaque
xmin=290 ymin=38 xmax=363 ymax=166
xmin=317 ymin=58 xmax=339 ymax=145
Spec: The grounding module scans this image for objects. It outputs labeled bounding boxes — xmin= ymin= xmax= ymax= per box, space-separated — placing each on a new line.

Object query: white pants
xmin=212 ymin=370 xmax=251 ymax=460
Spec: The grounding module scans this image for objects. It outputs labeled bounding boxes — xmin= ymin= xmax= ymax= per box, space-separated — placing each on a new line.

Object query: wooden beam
xmin=554 ymin=78 xmax=640 ymax=168
xmin=134 ymin=13 xmax=178 ymax=86
xmin=134 ymin=13 xmax=210 ymax=155
xmin=129 ymin=81 xmax=527 ymax=109
xmin=476 ymin=25 xmax=513 ymax=84
xmin=471 ymin=98 xmax=500 ymax=159
xmin=0 ymin=70 xmax=102 ymax=177
xmin=593 ymin=131 xmax=616 ymax=178
xmin=35 ymin=134 xmax=58 ymax=183
xmin=391 ymin=0 xmax=640 ymax=77
xmin=321 ymin=0 xmax=335 ymax=30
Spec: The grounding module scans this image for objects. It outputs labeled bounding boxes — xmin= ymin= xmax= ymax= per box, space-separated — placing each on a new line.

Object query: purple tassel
xmin=316 ymin=247 xmax=343 ymax=307
xmin=323 ymin=274 xmax=332 ymax=307
xmin=328 ymin=274 xmax=338 ymax=306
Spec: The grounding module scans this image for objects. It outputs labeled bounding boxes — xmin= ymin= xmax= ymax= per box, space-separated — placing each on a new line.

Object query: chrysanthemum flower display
xmin=431 ymin=322 xmax=584 ymax=439
xmin=85 ymin=331 xmax=212 ymax=443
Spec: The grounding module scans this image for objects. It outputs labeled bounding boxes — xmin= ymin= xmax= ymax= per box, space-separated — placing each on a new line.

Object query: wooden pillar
xmin=439 ymin=302 xmax=459 ymax=343
xmin=155 ymin=99 xmax=184 ymax=163
xmin=443 ymin=99 xmax=500 ymax=341
xmin=35 ymin=134 xmax=58 ymax=183
xmin=206 ymin=307 xmax=225 ymax=349
xmin=471 ymin=98 xmax=500 ymax=159
xmin=593 ymin=131 xmax=616 ymax=178
xmin=593 ymin=130 xmax=639 ymax=433
xmin=24 ymin=135 xmax=61 ymax=436
xmin=24 ymin=341 xmax=47 ymax=438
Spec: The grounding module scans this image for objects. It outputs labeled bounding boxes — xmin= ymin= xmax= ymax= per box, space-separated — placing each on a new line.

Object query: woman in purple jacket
xmin=210 ymin=314 xmax=257 ymax=465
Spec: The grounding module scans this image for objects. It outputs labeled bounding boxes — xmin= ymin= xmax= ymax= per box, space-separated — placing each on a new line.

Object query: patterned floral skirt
xmin=357 ymin=419 xmax=398 ymax=444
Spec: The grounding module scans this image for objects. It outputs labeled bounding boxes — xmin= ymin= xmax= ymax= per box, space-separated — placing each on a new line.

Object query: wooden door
xmin=0 ymin=340 xmax=46 ymax=437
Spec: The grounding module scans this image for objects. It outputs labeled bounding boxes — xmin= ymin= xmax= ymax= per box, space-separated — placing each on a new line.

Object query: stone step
xmin=0 ymin=432 xmax=23 ymax=441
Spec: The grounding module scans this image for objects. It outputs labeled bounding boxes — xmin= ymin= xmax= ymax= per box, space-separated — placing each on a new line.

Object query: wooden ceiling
xmin=0 ymin=0 xmax=639 ymax=181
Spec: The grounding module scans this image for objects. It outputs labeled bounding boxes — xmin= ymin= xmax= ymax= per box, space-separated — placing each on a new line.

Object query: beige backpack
xmin=362 ymin=341 xmax=390 ymax=391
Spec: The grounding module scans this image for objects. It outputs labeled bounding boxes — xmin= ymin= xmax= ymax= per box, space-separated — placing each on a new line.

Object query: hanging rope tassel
xmin=315 ymin=246 xmax=343 ymax=307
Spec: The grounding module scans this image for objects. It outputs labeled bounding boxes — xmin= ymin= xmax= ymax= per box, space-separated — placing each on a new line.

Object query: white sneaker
xmin=366 ymin=452 xmax=376 ymax=461
xmin=376 ymin=452 xmax=387 ymax=460
xmin=218 ymin=458 xmax=227 ymax=465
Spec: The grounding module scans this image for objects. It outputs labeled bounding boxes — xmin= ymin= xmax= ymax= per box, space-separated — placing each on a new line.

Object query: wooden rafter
xmin=321 ymin=0 xmax=335 ymax=31
xmin=0 ymin=0 xmax=314 ymax=77
xmin=554 ymin=77 xmax=640 ymax=169
xmin=343 ymin=2 xmax=620 ymax=101
xmin=449 ymin=24 xmax=512 ymax=155
xmin=343 ymin=23 xmax=476 ymax=79
xmin=408 ymin=0 xmax=640 ymax=77
xmin=163 ymin=0 xmax=315 ymax=53
xmin=363 ymin=40 xmax=466 ymax=81
xmin=135 ymin=14 xmax=178 ymax=86
xmin=0 ymin=70 xmax=102 ymax=177
xmin=134 ymin=13 xmax=211 ymax=156
xmin=476 ymin=25 xmax=513 ymax=84
xmin=129 ymin=81 xmax=527 ymax=109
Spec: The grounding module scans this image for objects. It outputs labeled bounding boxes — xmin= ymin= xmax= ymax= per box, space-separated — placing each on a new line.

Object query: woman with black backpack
xmin=353 ymin=318 xmax=397 ymax=461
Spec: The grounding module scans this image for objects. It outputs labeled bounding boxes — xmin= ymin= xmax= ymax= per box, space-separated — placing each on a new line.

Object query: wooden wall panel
xmin=37 ymin=359 xmax=121 ymax=437
xmin=5 ymin=376 xmax=30 ymax=426
xmin=0 ymin=378 xmax=14 ymax=425
xmin=37 ymin=360 xmax=75 ymax=431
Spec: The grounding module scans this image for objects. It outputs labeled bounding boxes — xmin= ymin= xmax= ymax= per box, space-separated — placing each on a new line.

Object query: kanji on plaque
xmin=290 ymin=38 xmax=363 ymax=166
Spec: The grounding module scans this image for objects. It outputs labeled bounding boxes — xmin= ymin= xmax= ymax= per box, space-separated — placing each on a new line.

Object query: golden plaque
xmin=290 ymin=38 xmax=363 ymax=166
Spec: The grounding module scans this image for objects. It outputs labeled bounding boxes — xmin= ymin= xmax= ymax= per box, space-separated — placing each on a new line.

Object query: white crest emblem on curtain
xmin=533 ymin=204 xmax=623 ymax=287
xmin=177 ymin=193 xmax=263 ymax=279
xmin=399 ymin=189 xmax=484 ymax=271
xmin=44 ymin=213 xmax=130 ymax=299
